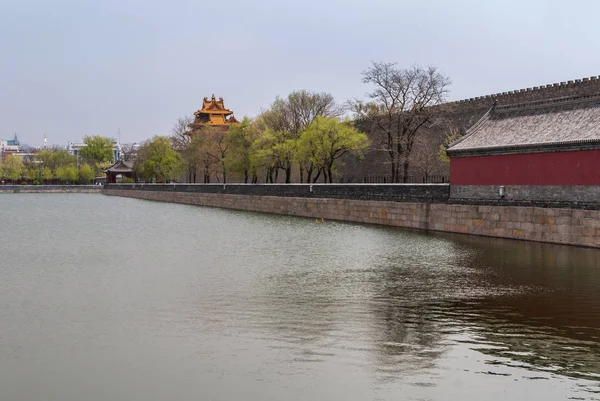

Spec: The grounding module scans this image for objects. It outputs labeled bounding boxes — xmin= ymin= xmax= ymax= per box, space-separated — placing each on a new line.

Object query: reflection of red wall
xmin=450 ymin=149 xmax=600 ymax=185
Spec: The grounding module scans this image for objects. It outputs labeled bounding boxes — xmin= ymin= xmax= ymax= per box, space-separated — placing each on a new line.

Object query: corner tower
xmin=188 ymin=95 xmax=240 ymax=131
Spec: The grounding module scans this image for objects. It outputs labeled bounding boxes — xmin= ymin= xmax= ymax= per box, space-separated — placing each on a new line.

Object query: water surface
xmin=0 ymin=194 xmax=599 ymax=400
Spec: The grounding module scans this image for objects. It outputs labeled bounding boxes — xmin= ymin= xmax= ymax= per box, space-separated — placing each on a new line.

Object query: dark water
xmin=0 ymin=194 xmax=599 ymax=401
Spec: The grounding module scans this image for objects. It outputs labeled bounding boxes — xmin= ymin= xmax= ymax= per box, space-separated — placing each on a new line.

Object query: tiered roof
xmin=447 ymin=94 xmax=600 ymax=157
xmin=104 ymin=159 xmax=134 ymax=173
xmin=190 ymin=95 xmax=240 ymax=128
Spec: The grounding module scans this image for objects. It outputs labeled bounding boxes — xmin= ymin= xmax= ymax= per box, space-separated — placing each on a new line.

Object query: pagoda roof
xmin=226 ymin=115 xmax=240 ymax=124
xmin=104 ymin=159 xmax=134 ymax=173
xmin=194 ymin=94 xmax=234 ymax=116
xmin=447 ymin=93 xmax=600 ymax=157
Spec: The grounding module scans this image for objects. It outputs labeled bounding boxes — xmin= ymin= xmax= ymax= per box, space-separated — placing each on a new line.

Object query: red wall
xmin=450 ymin=149 xmax=600 ymax=185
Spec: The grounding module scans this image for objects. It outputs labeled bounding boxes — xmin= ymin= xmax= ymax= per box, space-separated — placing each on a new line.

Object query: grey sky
xmin=1 ymin=0 xmax=598 ymax=147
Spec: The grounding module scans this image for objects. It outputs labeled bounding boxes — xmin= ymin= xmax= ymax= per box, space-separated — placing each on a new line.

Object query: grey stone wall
xmin=103 ymin=188 xmax=600 ymax=249
xmin=443 ymin=76 xmax=600 ymax=113
xmin=105 ymin=183 xmax=451 ymax=203
xmin=105 ymin=183 xmax=600 ymax=209
xmin=0 ymin=185 xmax=102 ymax=193
xmin=450 ymin=185 xmax=600 ymax=208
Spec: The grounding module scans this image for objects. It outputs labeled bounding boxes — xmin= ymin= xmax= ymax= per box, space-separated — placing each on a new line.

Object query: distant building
xmin=68 ymin=141 xmax=121 ymax=164
xmin=1 ymin=134 xmax=21 ymax=158
xmin=188 ymin=95 xmax=240 ymax=131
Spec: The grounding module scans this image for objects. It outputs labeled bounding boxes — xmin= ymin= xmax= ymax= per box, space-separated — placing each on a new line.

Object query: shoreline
xmin=0 ymin=185 xmax=102 ymax=193
xmin=103 ymin=184 xmax=600 ymax=249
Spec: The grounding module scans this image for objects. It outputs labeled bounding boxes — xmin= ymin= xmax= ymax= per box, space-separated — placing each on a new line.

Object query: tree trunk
xmin=285 ymin=166 xmax=291 ymax=183
xmin=244 ymin=169 xmax=248 ymax=184
xmin=402 ymin=159 xmax=410 ymax=183
xmin=299 ymin=163 xmax=304 ymax=183
xmin=312 ymin=168 xmax=321 ymax=183
xmin=268 ymin=168 xmax=274 ymax=183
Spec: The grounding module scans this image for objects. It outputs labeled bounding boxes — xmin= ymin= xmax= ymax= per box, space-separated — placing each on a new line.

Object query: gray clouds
xmin=1 ymin=0 xmax=598 ymax=146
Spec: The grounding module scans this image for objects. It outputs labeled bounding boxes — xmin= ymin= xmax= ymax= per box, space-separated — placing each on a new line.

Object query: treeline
xmin=134 ymin=90 xmax=370 ymax=183
xmin=3 ymin=63 xmax=453 ymax=185
xmin=133 ymin=62 xmax=454 ymax=184
xmin=0 ymin=136 xmax=115 ymax=184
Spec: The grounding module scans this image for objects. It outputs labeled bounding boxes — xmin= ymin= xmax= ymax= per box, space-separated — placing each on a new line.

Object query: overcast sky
xmin=1 ymin=0 xmax=599 ymax=146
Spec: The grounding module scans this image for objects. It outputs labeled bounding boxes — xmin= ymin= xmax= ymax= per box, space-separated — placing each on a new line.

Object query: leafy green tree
xmin=36 ymin=149 xmax=76 ymax=170
xmin=260 ymin=91 xmax=340 ymax=182
xmin=438 ymin=128 xmax=463 ymax=164
xmin=134 ymin=136 xmax=183 ymax=182
xmin=64 ymin=166 xmax=79 ymax=183
xmin=226 ymin=117 xmax=259 ymax=183
xmin=55 ymin=166 xmax=66 ymax=183
xmin=2 ymin=155 xmax=25 ymax=183
xmin=298 ymin=117 xmax=370 ymax=183
xmin=41 ymin=167 xmax=54 ymax=184
xmin=79 ymin=164 xmax=95 ymax=183
xmin=25 ymin=167 xmax=41 ymax=182
xmin=79 ymin=136 xmax=114 ymax=168
xmin=251 ymin=128 xmax=295 ymax=183
xmin=258 ymin=100 xmax=296 ymax=182
xmin=120 ymin=176 xmax=135 ymax=184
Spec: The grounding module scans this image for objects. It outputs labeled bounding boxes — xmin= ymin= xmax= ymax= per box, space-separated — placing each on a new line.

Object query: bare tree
xmin=410 ymin=135 xmax=445 ymax=182
xmin=169 ymin=115 xmax=195 ymax=182
xmin=120 ymin=143 xmax=138 ymax=161
xmin=287 ymin=90 xmax=342 ymax=134
xmin=171 ymin=116 xmax=193 ymax=148
xmin=351 ymin=62 xmax=450 ymax=182
xmin=203 ymin=126 xmax=230 ymax=184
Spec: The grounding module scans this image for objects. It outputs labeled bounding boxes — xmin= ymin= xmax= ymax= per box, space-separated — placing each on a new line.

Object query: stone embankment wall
xmin=450 ymin=185 xmax=600 ymax=207
xmin=0 ymin=185 xmax=102 ymax=193
xmin=104 ymin=184 xmax=600 ymax=248
xmin=107 ymin=183 xmax=450 ymax=202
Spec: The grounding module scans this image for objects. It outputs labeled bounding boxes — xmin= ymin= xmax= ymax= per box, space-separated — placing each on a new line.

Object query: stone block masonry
xmin=107 ymin=183 xmax=450 ymax=202
xmin=0 ymin=185 xmax=102 ymax=193
xmin=450 ymin=185 xmax=600 ymax=207
xmin=103 ymin=186 xmax=600 ymax=249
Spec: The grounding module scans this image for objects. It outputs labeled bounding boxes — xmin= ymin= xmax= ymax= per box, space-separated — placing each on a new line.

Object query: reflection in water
xmin=0 ymin=194 xmax=599 ymax=401
xmin=445 ymin=236 xmax=600 ymax=385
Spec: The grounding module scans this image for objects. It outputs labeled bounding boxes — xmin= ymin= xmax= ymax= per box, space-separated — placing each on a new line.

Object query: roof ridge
xmin=447 ymin=105 xmax=495 ymax=149
xmin=448 ymin=138 xmax=600 ymax=156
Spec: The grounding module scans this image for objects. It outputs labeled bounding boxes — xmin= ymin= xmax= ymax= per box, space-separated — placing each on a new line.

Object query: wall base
xmin=103 ymin=189 xmax=600 ymax=249
xmin=0 ymin=185 xmax=102 ymax=193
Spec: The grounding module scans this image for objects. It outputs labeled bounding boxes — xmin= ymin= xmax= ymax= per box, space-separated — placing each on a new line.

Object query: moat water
xmin=1 ymin=194 xmax=599 ymax=401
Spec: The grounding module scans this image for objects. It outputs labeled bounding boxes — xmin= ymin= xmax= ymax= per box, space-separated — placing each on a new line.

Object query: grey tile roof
xmin=105 ymin=159 xmax=134 ymax=173
xmin=447 ymin=94 xmax=600 ymax=155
